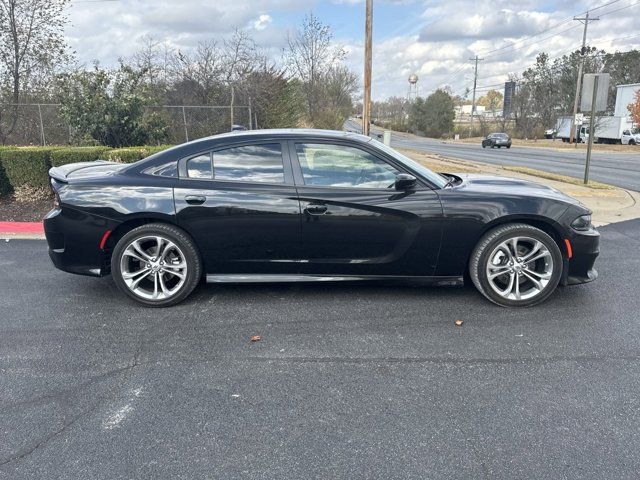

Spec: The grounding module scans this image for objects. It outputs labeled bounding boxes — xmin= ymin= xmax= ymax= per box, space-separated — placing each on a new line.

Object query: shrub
xmin=0 ymin=145 xmax=175 ymax=197
xmin=0 ymin=147 xmax=17 ymax=195
xmin=13 ymin=184 xmax=51 ymax=202
xmin=106 ymin=145 xmax=172 ymax=163
xmin=50 ymin=147 xmax=113 ymax=167
xmin=0 ymin=147 xmax=58 ymax=192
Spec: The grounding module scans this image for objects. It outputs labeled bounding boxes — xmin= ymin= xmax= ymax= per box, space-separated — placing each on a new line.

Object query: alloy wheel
xmin=485 ymin=236 xmax=554 ymax=301
xmin=119 ymin=235 xmax=188 ymax=301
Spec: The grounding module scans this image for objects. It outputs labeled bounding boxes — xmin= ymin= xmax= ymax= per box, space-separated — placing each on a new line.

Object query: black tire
xmin=469 ymin=223 xmax=563 ymax=307
xmin=111 ymin=223 xmax=202 ymax=307
xmin=630 ymin=139 xmax=636 ymax=146
xmin=506 ymin=145 xmax=511 ymax=149
xmin=482 ymin=144 xmax=486 ymax=148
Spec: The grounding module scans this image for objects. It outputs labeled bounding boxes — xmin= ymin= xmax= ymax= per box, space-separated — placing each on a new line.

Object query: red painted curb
xmin=0 ymin=221 xmax=44 ymax=234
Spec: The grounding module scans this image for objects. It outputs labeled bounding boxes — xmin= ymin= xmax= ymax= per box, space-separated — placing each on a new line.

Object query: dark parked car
xmin=44 ymin=129 xmax=598 ymax=307
xmin=482 ymin=133 xmax=512 ymax=149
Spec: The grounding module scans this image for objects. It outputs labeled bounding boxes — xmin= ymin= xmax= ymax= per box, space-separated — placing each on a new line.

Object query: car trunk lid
xmin=49 ymin=161 xmax=127 ymax=184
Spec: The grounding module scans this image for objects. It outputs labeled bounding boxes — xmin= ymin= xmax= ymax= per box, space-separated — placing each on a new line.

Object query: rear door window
xmin=213 ymin=144 xmax=285 ymax=183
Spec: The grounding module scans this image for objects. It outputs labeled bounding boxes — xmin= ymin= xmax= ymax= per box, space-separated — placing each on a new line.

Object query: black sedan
xmin=44 ymin=129 xmax=599 ymax=307
xmin=482 ymin=133 xmax=512 ymax=149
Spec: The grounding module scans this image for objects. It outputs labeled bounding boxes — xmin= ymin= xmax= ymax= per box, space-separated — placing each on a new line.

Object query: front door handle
xmin=304 ymin=204 xmax=328 ymax=215
xmin=185 ymin=195 xmax=206 ymax=205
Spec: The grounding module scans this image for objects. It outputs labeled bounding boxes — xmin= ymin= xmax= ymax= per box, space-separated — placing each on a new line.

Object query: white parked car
xmin=622 ymin=128 xmax=640 ymax=145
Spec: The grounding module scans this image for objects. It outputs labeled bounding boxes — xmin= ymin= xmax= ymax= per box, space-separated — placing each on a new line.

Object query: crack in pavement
xmin=0 ymin=362 xmax=139 ymax=467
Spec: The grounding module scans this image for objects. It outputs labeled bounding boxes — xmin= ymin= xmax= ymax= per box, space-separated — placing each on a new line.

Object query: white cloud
xmin=253 ymin=14 xmax=273 ymax=31
xmin=63 ymin=0 xmax=640 ymax=99
xmin=344 ymin=0 xmax=640 ymax=99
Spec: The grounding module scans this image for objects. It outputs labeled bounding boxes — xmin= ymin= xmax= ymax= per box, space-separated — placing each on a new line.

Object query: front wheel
xmin=111 ymin=223 xmax=202 ymax=307
xmin=469 ymin=224 xmax=563 ymax=307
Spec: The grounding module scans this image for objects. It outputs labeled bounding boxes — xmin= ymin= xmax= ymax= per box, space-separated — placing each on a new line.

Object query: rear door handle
xmin=304 ymin=204 xmax=328 ymax=215
xmin=185 ymin=195 xmax=206 ymax=205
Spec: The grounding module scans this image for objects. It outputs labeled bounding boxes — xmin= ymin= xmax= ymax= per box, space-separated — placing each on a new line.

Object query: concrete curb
xmin=0 ymin=222 xmax=45 ymax=240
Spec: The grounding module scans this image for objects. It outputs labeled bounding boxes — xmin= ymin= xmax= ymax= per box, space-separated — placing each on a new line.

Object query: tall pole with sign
xmin=584 ymin=75 xmax=598 ymax=184
xmin=580 ymin=73 xmax=610 ymax=184
xmin=362 ymin=0 xmax=373 ymax=137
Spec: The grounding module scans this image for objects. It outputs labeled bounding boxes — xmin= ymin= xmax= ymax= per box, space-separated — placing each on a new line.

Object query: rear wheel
xmin=469 ymin=223 xmax=562 ymax=307
xmin=630 ymin=139 xmax=636 ymax=145
xmin=111 ymin=223 xmax=202 ymax=307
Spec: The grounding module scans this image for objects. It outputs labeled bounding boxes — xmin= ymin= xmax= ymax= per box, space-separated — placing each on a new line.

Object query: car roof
xmin=192 ymin=128 xmax=372 ymax=145
xmin=127 ymin=129 xmax=375 ymax=173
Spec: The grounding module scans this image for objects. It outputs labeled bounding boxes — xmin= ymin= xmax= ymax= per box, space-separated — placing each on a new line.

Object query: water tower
xmin=407 ymin=74 xmax=419 ymax=101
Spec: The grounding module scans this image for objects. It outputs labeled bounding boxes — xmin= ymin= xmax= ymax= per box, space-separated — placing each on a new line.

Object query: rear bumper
xmin=561 ymin=227 xmax=600 ymax=286
xmin=44 ymin=207 xmax=113 ymax=277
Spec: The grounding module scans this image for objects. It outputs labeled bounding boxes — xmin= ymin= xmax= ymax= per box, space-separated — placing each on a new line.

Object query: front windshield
xmin=371 ymin=139 xmax=447 ymax=188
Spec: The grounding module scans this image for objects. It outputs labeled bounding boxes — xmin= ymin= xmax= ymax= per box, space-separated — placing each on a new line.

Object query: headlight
xmin=571 ymin=214 xmax=592 ymax=231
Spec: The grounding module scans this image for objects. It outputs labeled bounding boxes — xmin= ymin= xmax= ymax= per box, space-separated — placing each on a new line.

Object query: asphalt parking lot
xmin=2 ymin=220 xmax=640 ymax=479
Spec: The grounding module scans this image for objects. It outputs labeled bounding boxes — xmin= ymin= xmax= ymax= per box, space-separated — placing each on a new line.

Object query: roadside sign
xmin=580 ymin=73 xmax=609 ymax=112
xmin=574 ymin=113 xmax=584 ymax=125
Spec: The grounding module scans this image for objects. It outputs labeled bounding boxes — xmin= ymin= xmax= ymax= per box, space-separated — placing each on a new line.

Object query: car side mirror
xmin=395 ymin=173 xmax=417 ymax=190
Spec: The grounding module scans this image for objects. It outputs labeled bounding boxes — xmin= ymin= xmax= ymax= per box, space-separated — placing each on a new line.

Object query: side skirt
xmin=205 ymin=274 xmax=464 ymax=286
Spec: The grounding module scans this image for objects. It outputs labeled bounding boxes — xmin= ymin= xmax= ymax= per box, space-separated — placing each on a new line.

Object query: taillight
xmin=53 ymin=192 xmax=61 ymax=209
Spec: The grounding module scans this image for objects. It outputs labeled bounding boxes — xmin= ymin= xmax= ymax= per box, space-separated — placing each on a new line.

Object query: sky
xmin=64 ymin=0 xmax=640 ymax=100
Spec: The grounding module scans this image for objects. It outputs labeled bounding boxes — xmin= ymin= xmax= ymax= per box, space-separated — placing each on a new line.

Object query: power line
xmin=584 ymin=0 xmax=623 ymax=11
xmin=477 ymin=19 xmax=576 ymax=58
xmin=472 ymin=0 xmax=619 ymax=58
xmin=596 ymin=0 xmax=640 ymax=17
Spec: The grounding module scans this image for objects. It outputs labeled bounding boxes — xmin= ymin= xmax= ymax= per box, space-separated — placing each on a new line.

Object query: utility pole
xmin=362 ymin=0 xmax=373 ymax=137
xmin=468 ymin=55 xmax=483 ymax=138
xmin=230 ymin=84 xmax=235 ymax=130
xmin=569 ymin=10 xmax=599 ymax=145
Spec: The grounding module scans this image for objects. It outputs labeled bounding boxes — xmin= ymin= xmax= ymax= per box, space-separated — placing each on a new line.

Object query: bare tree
xmin=223 ymin=29 xmax=260 ymax=82
xmin=285 ymin=13 xmax=348 ymax=125
xmin=0 ymin=0 xmax=70 ymax=144
xmin=172 ymin=41 xmax=225 ymax=104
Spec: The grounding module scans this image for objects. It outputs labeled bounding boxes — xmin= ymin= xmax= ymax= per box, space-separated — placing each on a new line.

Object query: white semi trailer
xmin=554 ymin=83 xmax=639 ymax=144
xmin=555 ymin=116 xmax=634 ymax=144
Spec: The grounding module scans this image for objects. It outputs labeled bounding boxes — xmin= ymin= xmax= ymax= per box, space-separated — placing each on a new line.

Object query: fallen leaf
xmin=454 ymin=320 xmax=463 ymax=327
xmin=250 ymin=335 xmax=261 ymax=342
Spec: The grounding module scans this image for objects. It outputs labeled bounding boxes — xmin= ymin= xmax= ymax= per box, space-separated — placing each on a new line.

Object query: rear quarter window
xmin=143 ymin=161 xmax=178 ymax=178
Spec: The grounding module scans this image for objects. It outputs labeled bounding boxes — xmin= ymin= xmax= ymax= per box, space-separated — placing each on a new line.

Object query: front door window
xmin=295 ymin=143 xmax=399 ymax=189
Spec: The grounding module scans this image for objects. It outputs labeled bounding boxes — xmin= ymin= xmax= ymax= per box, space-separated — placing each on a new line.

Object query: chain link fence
xmin=0 ymin=104 xmax=253 ymax=146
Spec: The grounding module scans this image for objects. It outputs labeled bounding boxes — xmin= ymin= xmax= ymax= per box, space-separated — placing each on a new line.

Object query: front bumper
xmin=44 ymin=207 xmax=114 ymax=277
xmin=561 ymin=226 xmax=600 ymax=286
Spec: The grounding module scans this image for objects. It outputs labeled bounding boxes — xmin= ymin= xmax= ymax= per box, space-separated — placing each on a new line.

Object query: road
xmin=1 ymin=220 xmax=640 ymax=479
xmin=344 ymin=120 xmax=640 ymax=191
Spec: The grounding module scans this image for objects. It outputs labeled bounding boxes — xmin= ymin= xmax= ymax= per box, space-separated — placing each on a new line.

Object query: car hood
xmin=451 ymin=173 xmax=583 ymax=206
